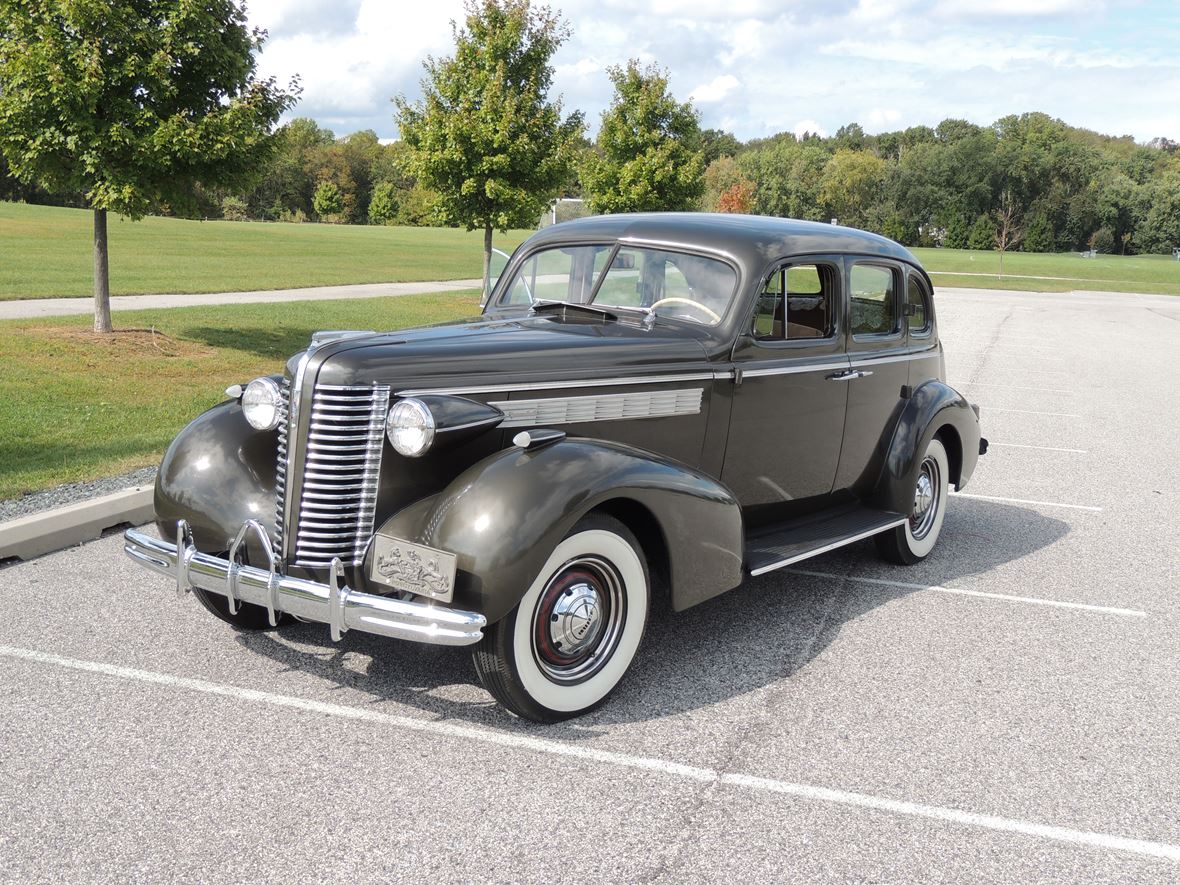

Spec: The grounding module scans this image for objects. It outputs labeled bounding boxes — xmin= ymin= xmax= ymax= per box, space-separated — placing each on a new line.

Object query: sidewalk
xmin=0 ymin=278 xmax=484 ymax=320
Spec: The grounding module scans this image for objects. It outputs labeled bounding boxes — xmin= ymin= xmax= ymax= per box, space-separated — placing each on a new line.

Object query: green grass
xmin=915 ymin=247 xmax=1180 ymax=295
xmin=0 ymin=291 xmax=481 ymax=499
xmin=0 ymin=201 xmax=530 ymax=300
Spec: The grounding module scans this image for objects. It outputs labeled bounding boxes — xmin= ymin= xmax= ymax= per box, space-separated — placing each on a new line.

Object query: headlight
xmin=386 ymin=398 xmax=435 ymax=457
xmin=242 ymin=377 xmax=282 ymax=431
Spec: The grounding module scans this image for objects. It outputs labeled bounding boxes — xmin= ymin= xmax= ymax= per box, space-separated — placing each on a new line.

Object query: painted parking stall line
xmin=977 ymin=407 xmax=1081 ymax=418
xmin=785 ymin=569 xmax=1146 ymax=618
xmin=949 ymin=381 xmax=1074 ymax=394
xmin=951 ymin=491 xmax=1103 ymax=512
xmin=987 ymin=442 xmax=1088 ymax=454
xmin=0 ymin=645 xmax=1173 ymax=862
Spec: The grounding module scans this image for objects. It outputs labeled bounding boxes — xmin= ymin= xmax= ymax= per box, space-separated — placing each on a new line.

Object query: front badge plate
xmin=369 ymin=534 xmax=457 ymax=603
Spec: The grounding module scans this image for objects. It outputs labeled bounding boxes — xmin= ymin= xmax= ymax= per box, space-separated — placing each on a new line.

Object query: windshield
xmin=497 ymin=244 xmax=737 ymax=327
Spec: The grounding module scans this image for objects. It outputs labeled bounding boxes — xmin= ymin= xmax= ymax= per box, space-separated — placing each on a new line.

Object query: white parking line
xmin=785 ymin=569 xmax=1145 ymax=618
xmin=951 ymin=492 xmax=1103 ymax=512
xmin=978 ymin=407 xmax=1081 ymax=418
xmin=950 ymin=381 xmax=1073 ymax=394
xmin=0 ymin=645 xmax=1172 ymax=862
xmin=988 ymin=442 xmax=1087 ymax=454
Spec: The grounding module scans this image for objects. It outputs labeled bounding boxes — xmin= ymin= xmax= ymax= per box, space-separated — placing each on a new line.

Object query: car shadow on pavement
xmin=233 ymin=499 xmax=1068 ymax=736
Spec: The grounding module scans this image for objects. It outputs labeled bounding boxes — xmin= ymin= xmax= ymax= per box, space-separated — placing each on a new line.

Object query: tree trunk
xmin=93 ymin=208 xmax=112 ymax=333
xmin=482 ymin=224 xmax=493 ymax=303
xmin=998 ymin=247 xmax=1004 ymax=278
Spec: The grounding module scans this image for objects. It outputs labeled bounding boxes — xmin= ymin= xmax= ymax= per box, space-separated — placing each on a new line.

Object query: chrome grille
xmin=276 ymin=382 xmax=390 ymax=568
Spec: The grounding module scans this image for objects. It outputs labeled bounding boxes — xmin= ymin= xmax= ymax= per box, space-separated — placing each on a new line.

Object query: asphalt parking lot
xmin=2 ymin=286 xmax=1179 ymax=882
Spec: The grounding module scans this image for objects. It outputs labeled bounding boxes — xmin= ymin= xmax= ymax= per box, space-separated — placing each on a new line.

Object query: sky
xmin=246 ymin=0 xmax=1180 ymax=144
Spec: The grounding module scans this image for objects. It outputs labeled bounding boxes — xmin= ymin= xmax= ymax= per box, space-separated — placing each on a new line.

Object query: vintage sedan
xmin=125 ymin=213 xmax=985 ymax=722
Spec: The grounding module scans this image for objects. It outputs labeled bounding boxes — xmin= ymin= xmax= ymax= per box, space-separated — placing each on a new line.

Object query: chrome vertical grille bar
xmin=273 ymin=378 xmax=291 ymax=550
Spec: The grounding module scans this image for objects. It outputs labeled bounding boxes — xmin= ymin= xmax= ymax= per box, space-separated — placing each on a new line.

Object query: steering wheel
xmin=649 ymin=297 xmax=722 ymax=324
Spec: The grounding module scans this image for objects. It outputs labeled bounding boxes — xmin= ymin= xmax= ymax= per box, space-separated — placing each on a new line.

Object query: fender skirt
xmin=871 ymin=380 xmax=982 ymax=513
xmin=370 ymin=438 xmax=745 ymax=624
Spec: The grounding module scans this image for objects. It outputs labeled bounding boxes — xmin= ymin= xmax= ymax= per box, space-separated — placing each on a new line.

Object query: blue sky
xmin=247 ymin=0 xmax=1180 ymax=143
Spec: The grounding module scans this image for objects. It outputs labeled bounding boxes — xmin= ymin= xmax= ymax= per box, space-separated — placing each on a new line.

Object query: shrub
xmin=313 ymin=180 xmax=344 ymax=222
xmin=943 ymin=214 xmax=968 ymax=249
xmin=220 ymin=195 xmax=250 ymax=222
xmin=1024 ymin=214 xmax=1054 ymax=252
xmin=1089 ymin=227 xmax=1116 ymax=253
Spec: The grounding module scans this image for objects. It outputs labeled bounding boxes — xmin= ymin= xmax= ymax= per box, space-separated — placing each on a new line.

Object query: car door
xmin=833 ymin=257 xmax=911 ymax=493
xmin=721 ymin=257 xmax=850 ymax=514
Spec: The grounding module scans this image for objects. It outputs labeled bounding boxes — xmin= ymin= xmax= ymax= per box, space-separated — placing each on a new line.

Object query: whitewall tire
xmin=473 ymin=514 xmax=649 ymax=722
xmin=875 ymin=436 xmax=950 ymax=565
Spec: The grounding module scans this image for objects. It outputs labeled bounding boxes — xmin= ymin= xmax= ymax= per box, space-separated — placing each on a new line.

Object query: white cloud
xmin=690 ymin=74 xmax=742 ymax=103
xmin=793 ymin=119 xmax=828 ymax=138
xmin=863 ymin=107 xmax=903 ymax=128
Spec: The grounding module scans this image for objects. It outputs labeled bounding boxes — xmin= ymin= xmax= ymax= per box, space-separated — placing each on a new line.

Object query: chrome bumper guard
xmin=123 ymin=520 xmax=486 ymax=646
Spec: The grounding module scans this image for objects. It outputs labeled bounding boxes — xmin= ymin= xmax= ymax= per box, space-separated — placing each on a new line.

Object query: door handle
xmin=826 ymin=369 xmax=873 ymax=381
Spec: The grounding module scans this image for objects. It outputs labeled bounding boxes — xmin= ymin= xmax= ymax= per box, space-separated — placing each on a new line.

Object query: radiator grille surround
xmin=275 ymin=381 xmax=391 ymax=568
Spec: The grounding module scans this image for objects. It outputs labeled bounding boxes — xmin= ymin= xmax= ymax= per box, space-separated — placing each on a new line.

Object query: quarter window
xmin=850 ymin=264 xmax=898 ymax=336
xmin=753 ymin=263 xmax=834 ymax=340
xmin=906 ymin=273 xmax=930 ymax=334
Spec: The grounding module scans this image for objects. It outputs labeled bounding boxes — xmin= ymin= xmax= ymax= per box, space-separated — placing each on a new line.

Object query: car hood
xmin=297 ymin=313 xmax=716 ymax=391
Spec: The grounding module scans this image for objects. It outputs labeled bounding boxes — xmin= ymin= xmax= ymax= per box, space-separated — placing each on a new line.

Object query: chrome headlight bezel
xmin=386 ymin=397 xmax=436 ymax=457
xmin=242 ymin=377 xmax=283 ymax=431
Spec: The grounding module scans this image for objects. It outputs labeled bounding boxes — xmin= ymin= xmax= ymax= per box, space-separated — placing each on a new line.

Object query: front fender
xmin=154 ymin=398 xmax=279 ymax=558
xmin=871 ymin=380 xmax=982 ymax=513
xmin=370 ymin=438 xmax=745 ymax=624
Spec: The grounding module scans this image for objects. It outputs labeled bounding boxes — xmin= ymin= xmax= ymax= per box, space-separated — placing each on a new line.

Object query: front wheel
xmin=875 ymin=436 xmax=950 ymax=565
xmin=472 ymin=515 xmax=649 ymax=722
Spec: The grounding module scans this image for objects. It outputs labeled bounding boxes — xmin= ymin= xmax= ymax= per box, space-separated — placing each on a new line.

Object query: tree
xmin=819 ymin=149 xmax=885 ymax=228
xmin=313 ymin=180 xmax=344 ymax=222
xmin=993 ymin=189 xmax=1024 ymax=275
xmin=368 ymin=181 xmax=399 ymax=225
xmin=968 ymin=215 xmax=996 ymax=251
xmin=701 ymin=156 xmax=750 ymax=211
xmin=0 ymin=0 xmax=296 ymax=331
xmin=717 ymin=181 xmax=755 ymax=214
xmin=395 ymin=0 xmax=584 ymax=298
xmin=581 ymin=60 xmax=705 ymax=215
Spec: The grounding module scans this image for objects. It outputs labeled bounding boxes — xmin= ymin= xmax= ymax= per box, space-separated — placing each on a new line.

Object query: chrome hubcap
xmin=548 ymin=581 xmax=604 ymax=656
xmin=910 ymin=455 xmax=941 ymax=540
xmin=532 ymin=556 xmax=626 ymax=685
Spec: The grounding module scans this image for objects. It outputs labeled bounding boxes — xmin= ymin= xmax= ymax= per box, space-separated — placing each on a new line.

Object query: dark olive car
xmin=125 ymin=213 xmax=985 ymax=722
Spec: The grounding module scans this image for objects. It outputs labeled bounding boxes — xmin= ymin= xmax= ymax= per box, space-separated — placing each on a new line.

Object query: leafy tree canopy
xmin=581 ymin=60 xmax=705 ymax=214
xmin=395 ymin=0 xmax=583 ymax=236
xmin=0 ymin=0 xmax=298 ymax=219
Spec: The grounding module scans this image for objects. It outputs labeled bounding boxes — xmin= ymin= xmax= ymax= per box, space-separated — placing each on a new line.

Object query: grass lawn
xmin=915 ymin=247 xmax=1180 ymax=295
xmin=0 ymin=291 xmax=480 ymax=500
xmin=0 ymin=201 xmax=530 ymax=300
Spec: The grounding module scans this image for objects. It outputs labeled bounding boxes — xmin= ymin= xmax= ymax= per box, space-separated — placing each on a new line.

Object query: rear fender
xmin=369 ymin=438 xmax=745 ymax=624
xmin=871 ymin=380 xmax=982 ymax=512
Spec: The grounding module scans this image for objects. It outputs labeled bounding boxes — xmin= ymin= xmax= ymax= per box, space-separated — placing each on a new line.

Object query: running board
xmin=744 ymin=506 xmax=907 ymax=577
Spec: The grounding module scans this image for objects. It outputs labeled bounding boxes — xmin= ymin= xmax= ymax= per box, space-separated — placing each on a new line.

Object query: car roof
xmin=524 ymin=212 xmax=922 ymax=273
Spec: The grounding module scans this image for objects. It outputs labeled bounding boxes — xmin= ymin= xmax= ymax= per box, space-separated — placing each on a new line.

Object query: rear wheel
xmin=875 ymin=436 xmax=950 ymax=565
xmin=473 ymin=515 xmax=649 ymax=722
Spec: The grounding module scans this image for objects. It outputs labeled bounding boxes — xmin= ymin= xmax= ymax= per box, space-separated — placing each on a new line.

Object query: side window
xmin=906 ymin=273 xmax=930 ymax=334
xmin=850 ymin=264 xmax=898 ymax=337
xmin=754 ymin=263 xmax=835 ymax=341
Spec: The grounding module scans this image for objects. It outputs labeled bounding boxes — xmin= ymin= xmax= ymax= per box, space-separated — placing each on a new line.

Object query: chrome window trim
xmin=742 ymin=361 xmax=851 ymax=378
xmin=398 ymin=372 xmax=720 ymax=398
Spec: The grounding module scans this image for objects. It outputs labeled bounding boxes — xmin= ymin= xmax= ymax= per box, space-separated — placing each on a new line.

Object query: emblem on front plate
xmin=369 ymin=535 xmax=457 ymax=602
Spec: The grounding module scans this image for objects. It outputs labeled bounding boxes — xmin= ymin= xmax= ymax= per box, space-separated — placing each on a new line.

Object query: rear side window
xmin=906 ymin=273 xmax=931 ymax=335
xmin=753 ymin=263 xmax=835 ymax=341
xmin=850 ymin=264 xmax=898 ymax=336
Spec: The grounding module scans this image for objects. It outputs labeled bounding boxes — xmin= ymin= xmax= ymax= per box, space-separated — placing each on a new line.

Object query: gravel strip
xmin=0 ymin=467 xmax=157 ymax=523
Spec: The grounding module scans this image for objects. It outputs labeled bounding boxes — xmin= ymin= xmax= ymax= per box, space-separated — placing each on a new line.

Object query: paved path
xmin=0 ymin=278 xmax=485 ymax=320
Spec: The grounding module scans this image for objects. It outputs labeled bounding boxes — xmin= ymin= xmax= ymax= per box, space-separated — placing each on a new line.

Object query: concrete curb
xmin=0 ymin=486 xmax=153 ymax=561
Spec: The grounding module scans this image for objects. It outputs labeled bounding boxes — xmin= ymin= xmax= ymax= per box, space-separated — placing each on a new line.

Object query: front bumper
xmin=124 ymin=519 xmax=486 ymax=646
